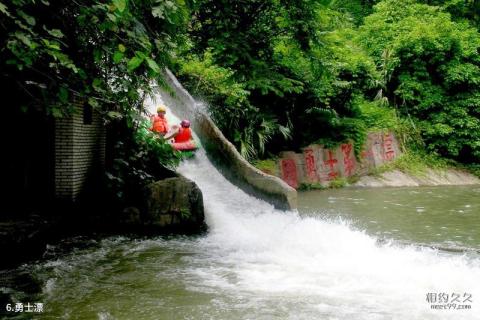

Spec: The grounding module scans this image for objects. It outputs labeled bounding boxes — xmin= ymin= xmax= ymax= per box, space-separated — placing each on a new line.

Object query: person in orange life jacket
xmin=164 ymin=119 xmax=192 ymax=142
xmin=150 ymin=105 xmax=169 ymax=135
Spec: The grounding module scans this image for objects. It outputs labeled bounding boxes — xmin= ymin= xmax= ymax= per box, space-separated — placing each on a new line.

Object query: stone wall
xmin=278 ymin=132 xmax=402 ymax=188
xmin=54 ymin=102 xmax=106 ymax=202
xmin=155 ymin=69 xmax=297 ymax=210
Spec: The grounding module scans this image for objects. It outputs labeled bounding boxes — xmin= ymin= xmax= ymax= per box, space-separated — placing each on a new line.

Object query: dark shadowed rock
xmin=144 ymin=176 xmax=205 ymax=233
xmin=121 ymin=206 xmax=142 ymax=225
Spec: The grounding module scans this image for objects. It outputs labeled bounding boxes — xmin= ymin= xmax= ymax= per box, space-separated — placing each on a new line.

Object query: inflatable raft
xmin=172 ymin=140 xmax=197 ymax=151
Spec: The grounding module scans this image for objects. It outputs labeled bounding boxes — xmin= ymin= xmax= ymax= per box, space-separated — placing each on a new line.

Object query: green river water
xmin=298 ymin=185 xmax=480 ymax=252
xmin=1 ymin=155 xmax=479 ymax=320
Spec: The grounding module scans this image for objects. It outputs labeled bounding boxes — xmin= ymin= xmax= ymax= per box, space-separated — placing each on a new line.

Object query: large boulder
xmin=143 ymin=176 xmax=206 ymax=233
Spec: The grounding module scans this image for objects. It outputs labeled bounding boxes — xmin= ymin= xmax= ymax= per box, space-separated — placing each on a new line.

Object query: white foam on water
xmin=177 ymin=151 xmax=480 ymax=320
xmin=26 ymin=91 xmax=479 ymax=319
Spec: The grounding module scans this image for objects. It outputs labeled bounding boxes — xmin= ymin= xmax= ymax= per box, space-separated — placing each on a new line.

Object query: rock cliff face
xmin=276 ymin=132 xmax=402 ymax=189
xmin=143 ymin=176 xmax=206 ymax=233
xmin=268 ymin=132 xmax=480 ymax=189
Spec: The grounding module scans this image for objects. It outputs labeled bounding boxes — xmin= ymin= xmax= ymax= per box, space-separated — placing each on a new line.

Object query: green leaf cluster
xmin=181 ymin=0 xmax=379 ymax=157
xmin=1 ymin=0 xmax=190 ymax=116
xmin=106 ymin=119 xmax=181 ymax=204
xmin=358 ymin=0 xmax=480 ymax=162
xmin=3 ymin=0 xmax=480 ymax=172
xmin=1 ymin=0 xmax=192 ymax=196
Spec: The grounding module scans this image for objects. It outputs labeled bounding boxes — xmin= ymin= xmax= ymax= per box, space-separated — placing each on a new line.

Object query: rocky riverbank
xmin=0 ymin=176 xmax=205 ymax=269
xmin=353 ymin=168 xmax=480 ymax=188
xmin=254 ymin=133 xmax=480 ymax=190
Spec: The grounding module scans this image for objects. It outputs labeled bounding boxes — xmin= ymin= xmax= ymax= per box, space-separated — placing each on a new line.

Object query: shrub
xmin=359 ymin=0 xmax=480 ymax=163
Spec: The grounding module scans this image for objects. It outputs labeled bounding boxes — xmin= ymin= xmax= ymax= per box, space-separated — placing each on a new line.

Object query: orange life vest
xmin=174 ymin=127 xmax=192 ymax=143
xmin=151 ymin=115 xmax=168 ymax=134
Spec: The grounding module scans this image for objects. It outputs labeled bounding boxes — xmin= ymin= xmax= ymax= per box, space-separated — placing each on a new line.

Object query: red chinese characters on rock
xmin=280 ymin=158 xmax=298 ymax=188
xmin=304 ymin=148 xmax=318 ymax=182
xmin=361 ymin=149 xmax=374 ymax=161
xmin=323 ymin=150 xmax=338 ymax=180
xmin=383 ymin=133 xmax=395 ymax=161
xmin=341 ymin=143 xmax=356 ymax=177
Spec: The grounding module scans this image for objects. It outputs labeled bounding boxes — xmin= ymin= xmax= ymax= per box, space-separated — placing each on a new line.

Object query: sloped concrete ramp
xmin=155 ymin=69 xmax=297 ymax=210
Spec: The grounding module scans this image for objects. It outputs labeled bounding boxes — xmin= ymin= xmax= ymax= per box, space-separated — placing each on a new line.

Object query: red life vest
xmin=174 ymin=127 xmax=192 ymax=143
xmin=151 ymin=115 xmax=168 ymax=134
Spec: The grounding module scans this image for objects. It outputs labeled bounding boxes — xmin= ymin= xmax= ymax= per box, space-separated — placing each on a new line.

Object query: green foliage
xmin=370 ymin=149 xmax=451 ymax=177
xmin=347 ymin=175 xmax=361 ymax=184
xmin=177 ymin=52 xmax=250 ymax=115
xmin=298 ymin=177 xmax=354 ymax=190
xmin=252 ymin=158 xmax=279 ymax=175
xmin=179 ymin=208 xmax=191 ymax=220
xmin=330 ymin=0 xmax=378 ymax=25
xmin=4 ymin=0 xmax=480 ymax=185
xmin=357 ymin=98 xmax=398 ymax=130
xmin=278 ymin=25 xmax=380 ymax=153
xmin=329 ymin=177 xmax=348 ymax=188
xmin=182 ymin=0 xmax=384 ymax=158
xmin=176 ymin=52 xmax=292 ymax=159
xmin=106 ymin=119 xmax=181 ymax=204
xmin=416 ymin=0 xmax=480 ymax=29
xmin=298 ymin=182 xmax=327 ymax=191
xmin=464 ymin=164 xmax=480 ymax=178
xmin=186 ymin=0 xmax=321 ymax=156
xmin=134 ymin=120 xmax=182 ymax=169
xmin=358 ymin=0 xmax=480 ymax=163
xmin=178 ymin=0 xmax=480 ymax=166
xmin=0 ymin=0 xmax=190 ymax=117
xmin=1 ymin=1 xmax=192 ymax=202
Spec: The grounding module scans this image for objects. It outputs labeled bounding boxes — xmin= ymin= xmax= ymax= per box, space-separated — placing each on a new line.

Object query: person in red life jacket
xmin=150 ymin=105 xmax=169 ymax=135
xmin=164 ymin=120 xmax=196 ymax=151
xmin=174 ymin=120 xmax=192 ymax=142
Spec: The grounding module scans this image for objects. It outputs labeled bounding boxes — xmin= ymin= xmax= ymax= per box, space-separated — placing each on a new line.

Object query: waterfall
xmin=21 ymin=90 xmax=479 ymax=320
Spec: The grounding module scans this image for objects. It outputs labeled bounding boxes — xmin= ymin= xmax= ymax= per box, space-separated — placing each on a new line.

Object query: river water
xmin=299 ymin=186 xmax=480 ymax=253
xmin=2 ymin=152 xmax=480 ymax=320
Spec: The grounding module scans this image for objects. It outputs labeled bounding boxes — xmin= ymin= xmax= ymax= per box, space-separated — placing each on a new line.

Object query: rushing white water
xmin=16 ymin=93 xmax=478 ymax=319
xmin=140 ymin=92 xmax=480 ymax=319
xmin=174 ymin=150 xmax=480 ymax=320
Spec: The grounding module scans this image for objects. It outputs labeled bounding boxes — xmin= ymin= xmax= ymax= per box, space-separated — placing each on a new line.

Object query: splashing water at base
xmin=9 ymin=151 xmax=480 ymax=320
xmin=176 ymin=151 xmax=480 ymax=319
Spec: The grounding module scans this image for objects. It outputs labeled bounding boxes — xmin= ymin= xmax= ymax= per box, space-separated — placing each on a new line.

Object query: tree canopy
xmin=2 ymin=0 xmax=480 ymax=167
xmin=359 ymin=0 xmax=480 ymax=161
xmin=0 ymin=0 xmax=189 ymax=122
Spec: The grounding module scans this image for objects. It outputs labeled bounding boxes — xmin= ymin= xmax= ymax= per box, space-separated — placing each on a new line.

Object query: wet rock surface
xmin=0 ymin=176 xmax=206 ymax=269
xmin=0 ymin=215 xmax=59 ymax=268
xmin=143 ymin=176 xmax=206 ymax=233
